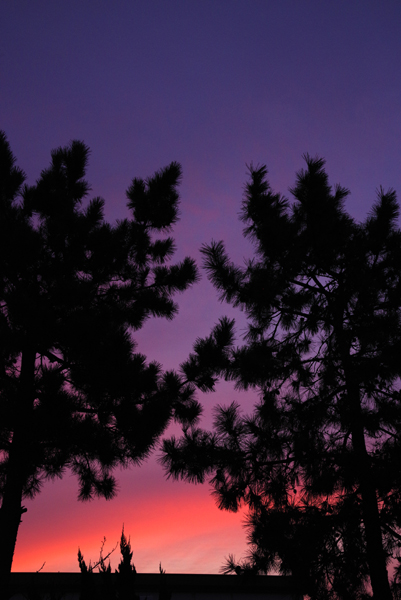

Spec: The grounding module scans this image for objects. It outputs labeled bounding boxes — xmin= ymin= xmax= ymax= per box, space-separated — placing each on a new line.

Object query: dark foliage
xmin=162 ymin=156 xmax=401 ymax=600
xmin=0 ymin=131 xmax=199 ymax=595
xmin=78 ymin=528 xmax=138 ymax=600
xmin=78 ymin=528 xmax=170 ymax=600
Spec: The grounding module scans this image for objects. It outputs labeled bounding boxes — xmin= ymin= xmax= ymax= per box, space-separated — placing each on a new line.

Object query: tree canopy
xmin=162 ymin=156 xmax=401 ymax=600
xmin=0 ymin=131 xmax=199 ymax=594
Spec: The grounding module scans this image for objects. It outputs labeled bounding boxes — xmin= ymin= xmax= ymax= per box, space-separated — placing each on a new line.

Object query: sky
xmin=1 ymin=0 xmax=401 ymax=574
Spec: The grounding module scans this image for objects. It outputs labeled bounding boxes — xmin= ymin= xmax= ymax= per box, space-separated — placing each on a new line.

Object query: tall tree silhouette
xmin=162 ymin=157 xmax=401 ymax=599
xmin=0 ymin=132 xmax=199 ymax=596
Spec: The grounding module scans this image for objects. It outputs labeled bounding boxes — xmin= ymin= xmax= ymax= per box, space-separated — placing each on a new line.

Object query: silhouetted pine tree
xmin=0 ymin=131 xmax=199 ymax=598
xmin=115 ymin=527 xmax=137 ymax=600
xmin=78 ymin=528 xmax=172 ymax=600
xmin=162 ymin=157 xmax=401 ymax=600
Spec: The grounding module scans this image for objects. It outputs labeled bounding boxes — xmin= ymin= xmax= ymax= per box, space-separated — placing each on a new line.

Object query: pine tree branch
xmin=381 ymin=523 xmax=401 ymax=543
xmin=288 ymin=278 xmax=326 ymax=295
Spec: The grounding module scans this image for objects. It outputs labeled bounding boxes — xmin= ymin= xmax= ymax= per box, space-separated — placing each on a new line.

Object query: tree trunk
xmin=0 ymin=348 xmax=36 ymax=600
xmin=351 ymin=421 xmax=392 ymax=600
xmin=346 ymin=378 xmax=392 ymax=600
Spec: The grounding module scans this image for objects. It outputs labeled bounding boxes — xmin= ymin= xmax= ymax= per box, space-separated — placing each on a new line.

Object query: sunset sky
xmin=1 ymin=0 xmax=401 ymax=574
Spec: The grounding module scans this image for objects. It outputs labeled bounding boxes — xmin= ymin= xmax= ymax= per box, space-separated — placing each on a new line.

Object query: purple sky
xmin=2 ymin=0 xmax=401 ymax=574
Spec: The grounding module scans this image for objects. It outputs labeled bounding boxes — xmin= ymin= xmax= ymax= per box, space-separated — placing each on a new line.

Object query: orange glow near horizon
xmin=11 ymin=468 xmax=248 ymax=574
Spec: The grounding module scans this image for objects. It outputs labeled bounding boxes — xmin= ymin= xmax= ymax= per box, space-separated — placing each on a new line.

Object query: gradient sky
xmin=1 ymin=0 xmax=401 ymax=574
